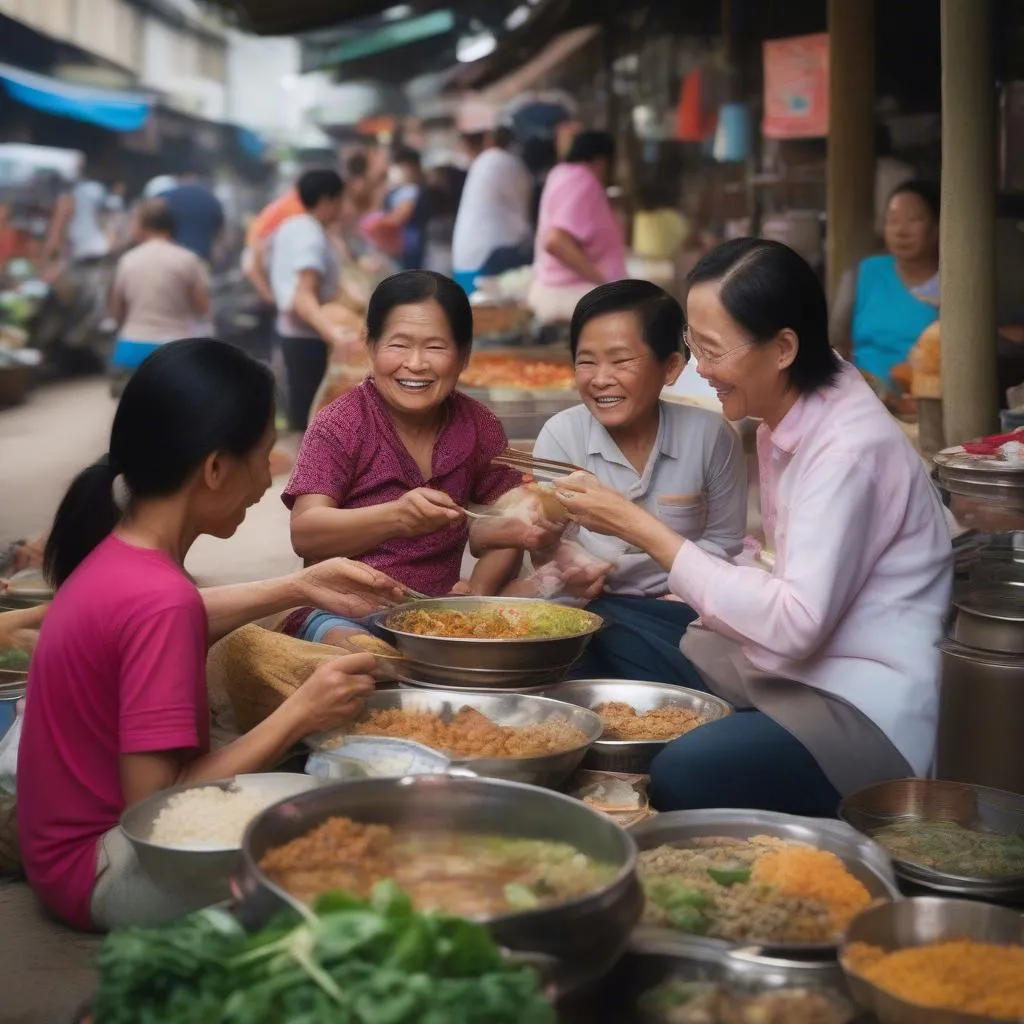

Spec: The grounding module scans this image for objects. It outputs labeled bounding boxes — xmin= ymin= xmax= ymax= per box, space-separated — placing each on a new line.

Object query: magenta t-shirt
xmin=532 ymin=162 xmax=627 ymax=288
xmin=17 ymin=535 xmax=208 ymax=930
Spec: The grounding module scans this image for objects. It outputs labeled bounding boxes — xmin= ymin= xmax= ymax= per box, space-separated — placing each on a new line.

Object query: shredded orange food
xmin=844 ymin=939 xmax=1024 ymax=1020
xmin=749 ymin=847 xmax=871 ymax=931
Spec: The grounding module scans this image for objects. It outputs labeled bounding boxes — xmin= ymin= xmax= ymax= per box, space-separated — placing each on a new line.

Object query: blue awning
xmin=0 ymin=63 xmax=152 ymax=132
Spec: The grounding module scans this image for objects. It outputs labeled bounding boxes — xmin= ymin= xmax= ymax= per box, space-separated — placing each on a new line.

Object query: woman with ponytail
xmin=18 ymin=338 xmax=404 ymax=931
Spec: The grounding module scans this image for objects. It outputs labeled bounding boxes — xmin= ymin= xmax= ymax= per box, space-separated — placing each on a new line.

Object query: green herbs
xmin=873 ymin=820 xmax=1024 ymax=879
xmin=706 ymin=866 xmax=751 ymax=887
xmin=93 ymin=882 xmax=554 ymax=1024
xmin=642 ymin=878 xmax=712 ymax=935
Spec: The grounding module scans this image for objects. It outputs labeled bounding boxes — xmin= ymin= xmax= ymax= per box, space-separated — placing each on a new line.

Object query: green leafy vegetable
xmin=503 ymin=883 xmax=540 ymax=910
xmin=643 ymin=878 xmax=712 ymax=935
xmin=0 ymin=647 xmax=29 ymax=671
xmin=706 ymin=866 xmax=751 ymax=887
xmin=93 ymin=881 xmax=554 ymax=1024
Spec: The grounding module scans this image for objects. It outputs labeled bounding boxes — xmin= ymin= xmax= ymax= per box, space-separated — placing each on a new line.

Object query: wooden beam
xmin=939 ymin=0 xmax=999 ymax=443
xmin=825 ymin=0 xmax=876 ymax=308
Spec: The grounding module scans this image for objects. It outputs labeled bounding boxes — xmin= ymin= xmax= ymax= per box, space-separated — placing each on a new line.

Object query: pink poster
xmin=762 ymin=33 xmax=830 ymax=139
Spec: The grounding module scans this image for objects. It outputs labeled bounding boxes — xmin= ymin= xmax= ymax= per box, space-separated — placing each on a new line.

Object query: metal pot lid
xmin=935 ymin=447 xmax=1024 ymax=473
xmin=954 ymin=585 xmax=1024 ymax=622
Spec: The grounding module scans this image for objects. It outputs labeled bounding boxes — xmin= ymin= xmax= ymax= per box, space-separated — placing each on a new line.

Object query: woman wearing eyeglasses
xmin=527 ymin=279 xmax=747 ymax=681
xmin=555 ymin=239 xmax=952 ymax=816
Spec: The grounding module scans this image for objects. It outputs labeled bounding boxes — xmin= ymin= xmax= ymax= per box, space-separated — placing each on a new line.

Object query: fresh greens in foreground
xmin=93 ymin=881 xmax=554 ymax=1024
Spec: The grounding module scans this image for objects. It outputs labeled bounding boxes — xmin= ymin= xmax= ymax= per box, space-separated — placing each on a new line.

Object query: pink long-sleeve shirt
xmin=669 ymin=361 xmax=952 ymax=776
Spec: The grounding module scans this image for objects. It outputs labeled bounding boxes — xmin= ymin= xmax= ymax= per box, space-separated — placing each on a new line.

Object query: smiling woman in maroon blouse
xmin=282 ymin=270 xmax=524 ymax=645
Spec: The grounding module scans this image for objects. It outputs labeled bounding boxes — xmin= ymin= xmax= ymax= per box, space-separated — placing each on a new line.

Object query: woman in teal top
xmin=833 ymin=181 xmax=939 ymax=387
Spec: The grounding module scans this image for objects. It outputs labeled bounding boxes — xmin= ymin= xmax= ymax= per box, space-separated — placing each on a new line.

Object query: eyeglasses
xmin=683 ymin=328 xmax=754 ymax=367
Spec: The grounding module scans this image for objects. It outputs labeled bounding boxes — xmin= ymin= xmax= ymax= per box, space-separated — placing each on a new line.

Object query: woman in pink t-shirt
xmin=528 ymin=131 xmax=627 ymax=326
xmin=18 ymin=339 xmax=404 ymax=932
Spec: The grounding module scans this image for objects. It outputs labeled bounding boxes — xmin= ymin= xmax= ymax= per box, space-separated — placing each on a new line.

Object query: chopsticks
xmin=492 ymin=447 xmax=586 ymax=483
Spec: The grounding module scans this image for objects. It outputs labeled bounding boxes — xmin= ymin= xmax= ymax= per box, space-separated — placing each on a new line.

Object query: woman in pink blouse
xmin=283 ymin=270 xmax=530 ymax=645
xmin=557 ymin=239 xmax=952 ymax=816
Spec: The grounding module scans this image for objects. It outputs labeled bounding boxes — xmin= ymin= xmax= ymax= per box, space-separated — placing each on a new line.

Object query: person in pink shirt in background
xmin=528 ymin=130 xmax=627 ymax=326
xmin=557 ymin=239 xmax=952 ymax=817
xmin=18 ymin=339 xmax=405 ymax=932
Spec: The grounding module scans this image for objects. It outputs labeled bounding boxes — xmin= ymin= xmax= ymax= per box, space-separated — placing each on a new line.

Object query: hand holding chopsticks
xmin=491 ymin=447 xmax=587 ymax=483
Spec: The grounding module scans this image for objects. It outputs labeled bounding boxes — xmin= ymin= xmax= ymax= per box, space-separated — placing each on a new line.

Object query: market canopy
xmin=203 ymin=0 xmax=455 ymax=35
xmin=0 ymin=63 xmax=153 ymax=132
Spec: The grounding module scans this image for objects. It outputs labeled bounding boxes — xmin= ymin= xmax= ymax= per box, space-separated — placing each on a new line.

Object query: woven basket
xmin=208 ymin=624 xmax=344 ymax=734
xmin=0 ymin=794 xmax=20 ymax=876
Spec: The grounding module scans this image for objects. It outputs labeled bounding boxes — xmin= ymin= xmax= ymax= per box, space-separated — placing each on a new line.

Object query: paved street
xmin=0 ymin=377 xmax=300 ymax=585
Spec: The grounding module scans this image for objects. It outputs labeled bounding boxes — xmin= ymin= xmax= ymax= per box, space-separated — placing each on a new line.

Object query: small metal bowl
xmin=120 ymin=772 xmax=319 ymax=909
xmin=839 ymin=778 xmax=1024 ymax=899
xmin=548 ymin=679 xmax=733 ymax=773
xmin=840 ymin=897 xmax=1024 ymax=1024
xmin=374 ymin=596 xmax=603 ymax=672
xmin=583 ymin=936 xmax=862 ymax=1022
xmin=307 ymin=689 xmax=603 ymax=789
xmin=631 ymin=809 xmax=901 ymax=957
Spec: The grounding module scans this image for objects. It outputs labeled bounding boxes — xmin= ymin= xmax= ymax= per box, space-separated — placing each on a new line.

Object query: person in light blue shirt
xmin=849 ymin=180 xmax=940 ymax=385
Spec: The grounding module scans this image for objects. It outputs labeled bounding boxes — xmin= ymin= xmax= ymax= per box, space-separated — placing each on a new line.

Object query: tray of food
xmin=630 ymin=809 xmax=900 ymax=957
xmin=839 ymin=778 xmax=1024 ymax=900
xmin=306 ymin=689 xmax=603 ymax=789
xmin=585 ymin=936 xmax=865 ymax=1023
xmin=233 ymin=774 xmax=644 ymax=994
xmin=840 ymin=896 xmax=1024 ymax=1023
xmin=374 ymin=597 xmax=603 ymax=673
xmin=548 ymin=679 xmax=734 ymax=773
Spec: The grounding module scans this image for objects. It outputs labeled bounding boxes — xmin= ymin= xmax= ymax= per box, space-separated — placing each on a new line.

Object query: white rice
xmin=147 ymin=786 xmax=280 ymax=849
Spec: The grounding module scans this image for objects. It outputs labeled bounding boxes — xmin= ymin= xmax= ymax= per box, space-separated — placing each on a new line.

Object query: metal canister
xmin=950 ymin=586 xmax=1024 ymax=653
xmin=937 ymin=640 xmax=1024 ymax=796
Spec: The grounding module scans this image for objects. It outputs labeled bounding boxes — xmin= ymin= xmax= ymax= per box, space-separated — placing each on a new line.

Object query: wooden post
xmin=940 ymin=0 xmax=1000 ymax=444
xmin=825 ymin=0 xmax=876 ymax=307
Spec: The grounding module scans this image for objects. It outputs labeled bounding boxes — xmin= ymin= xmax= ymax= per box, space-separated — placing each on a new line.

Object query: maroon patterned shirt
xmin=283 ymin=378 xmax=521 ymax=595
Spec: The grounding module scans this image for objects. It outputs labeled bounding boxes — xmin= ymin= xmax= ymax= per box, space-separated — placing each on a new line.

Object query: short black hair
xmin=139 ymin=198 xmax=176 ymax=235
xmin=461 ymin=131 xmax=487 ymax=150
xmin=366 ymin=270 xmax=473 ymax=355
xmin=687 ymin=238 xmax=840 ymax=394
xmin=392 ymin=146 xmax=422 ymax=171
xmin=565 ymin=130 xmax=615 ymax=166
xmin=344 ymin=152 xmax=368 ymax=179
xmin=571 ymin=280 xmax=684 ymax=364
xmin=493 ymin=126 xmax=515 ymax=149
xmin=889 ymin=179 xmax=940 ymax=222
xmin=296 ymin=168 xmax=343 ymax=210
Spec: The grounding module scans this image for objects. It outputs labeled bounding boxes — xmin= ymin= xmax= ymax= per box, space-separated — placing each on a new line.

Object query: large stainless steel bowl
xmin=233 ymin=774 xmax=644 ymax=994
xmin=306 ymin=688 xmax=603 ymax=788
xmin=839 ymin=777 xmax=1024 ymax=900
xmin=548 ymin=679 xmax=733 ymax=773
xmin=577 ymin=936 xmax=862 ymax=1022
xmin=630 ymin=809 xmax=901 ymax=957
xmin=392 ymin=659 xmax=572 ymax=691
xmin=840 ymin=897 xmax=1024 ymax=1024
xmin=120 ymin=772 xmax=319 ymax=908
xmin=374 ymin=596 xmax=603 ymax=672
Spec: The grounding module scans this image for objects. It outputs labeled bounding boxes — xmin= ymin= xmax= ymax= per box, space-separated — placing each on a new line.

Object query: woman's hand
xmin=553 ymin=542 xmax=613 ymax=601
xmin=555 ymin=472 xmax=643 ymax=539
xmin=392 ymin=488 xmax=464 ymax=537
xmin=299 ymin=558 xmax=406 ymax=617
xmin=289 ymin=653 xmax=377 ymax=734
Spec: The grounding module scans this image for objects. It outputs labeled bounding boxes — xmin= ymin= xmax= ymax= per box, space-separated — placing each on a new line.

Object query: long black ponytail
xmin=44 ymin=338 xmax=275 ymax=588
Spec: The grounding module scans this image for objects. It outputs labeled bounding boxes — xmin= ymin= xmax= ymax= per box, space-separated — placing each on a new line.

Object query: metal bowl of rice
xmin=306 ymin=689 xmax=603 ymax=789
xmin=119 ymin=772 xmax=319 ymax=909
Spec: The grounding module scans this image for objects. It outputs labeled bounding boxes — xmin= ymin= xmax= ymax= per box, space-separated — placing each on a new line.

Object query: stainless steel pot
xmin=373 ymin=597 xmax=602 ymax=672
xmin=934 ymin=449 xmax=1024 ymax=511
xmin=950 ymin=585 xmax=1024 ymax=653
xmin=937 ymin=639 xmax=1024 ymax=796
xmin=233 ymin=775 xmax=644 ymax=994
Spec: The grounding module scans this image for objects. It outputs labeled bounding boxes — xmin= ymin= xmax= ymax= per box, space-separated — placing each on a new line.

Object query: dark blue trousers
xmin=573 ymin=595 xmax=842 ymax=817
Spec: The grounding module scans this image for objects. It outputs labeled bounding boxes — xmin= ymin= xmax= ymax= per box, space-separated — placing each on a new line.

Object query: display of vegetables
xmin=92 ymin=882 xmax=554 ymax=1024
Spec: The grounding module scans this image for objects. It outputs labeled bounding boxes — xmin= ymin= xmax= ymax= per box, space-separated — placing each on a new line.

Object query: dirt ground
xmin=0 ymin=378 xmax=301 ymax=1024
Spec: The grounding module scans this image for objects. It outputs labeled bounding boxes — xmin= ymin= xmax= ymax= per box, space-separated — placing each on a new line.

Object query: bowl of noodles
xmin=375 ymin=597 xmax=603 ymax=674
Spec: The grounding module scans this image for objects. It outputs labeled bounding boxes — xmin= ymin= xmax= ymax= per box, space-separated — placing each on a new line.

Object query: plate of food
xmin=839 ymin=777 xmax=1024 ymax=899
xmin=374 ymin=597 xmax=603 ymax=673
xmin=549 ymin=680 xmax=734 ymax=773
xmin=306 ymin=688 xmax=603 ymax=789
xmin=630 ymin=809 xmax=900 ymax=956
